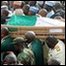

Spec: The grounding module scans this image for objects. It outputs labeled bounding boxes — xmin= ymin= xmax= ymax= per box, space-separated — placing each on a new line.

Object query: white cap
xmin=1 ymin=5 xmax=8 ymax=10
xmin=14 ymin=9 xmax=24 ymax=15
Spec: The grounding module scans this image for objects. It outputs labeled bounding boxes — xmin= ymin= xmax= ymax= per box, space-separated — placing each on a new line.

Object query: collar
xmin=54 ymin=39 xmax=60 ymax=49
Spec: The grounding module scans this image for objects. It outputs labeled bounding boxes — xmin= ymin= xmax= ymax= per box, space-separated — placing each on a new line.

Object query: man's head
xmin=23 ymin=4 xmax=30 ymax=15
xmin=53 ymin=3 xmax=63 ymax=13
xmin=54 ymin=15 xmax=63 ymax=20
xmin=28 ymin=1 xmax=36 ymax=6
xmin=1 ymin=27 xmax=9 ymax=39
xmin=45 ymin=36 xmax=58 ymax=49
xmin=1 ymin=1 xmax=8 ymax=6
xmin=25 ymin=31 xmax=36 ymax=43
xmin=38 ymin=8 xmax=47 ymax=17
xmin=21 ymin=1 xmax=25 ymax=8
xmin=3 ymin=51 xmax=17 ymax=65
xmin=1 ymin=9 xmax=9 ymax=17
xmin=28 ymin=6 xmax=39 ymax=15
xmin=13 ymin=37 xmax=25 ymax=52
xmin=44 ymin=4 xmax=53 ymax=12
xmin=14 ymin=9 xmax=24 ymax=15
xmin=1 ymin=5 xmax=8 ymax=10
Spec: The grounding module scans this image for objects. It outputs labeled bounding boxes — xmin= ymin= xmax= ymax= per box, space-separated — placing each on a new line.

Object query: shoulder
xmin=24 ymin=48 xmax=34 ymax=55
xmin=17 ymin=51 xmax=27 ymax=60
xmin=58 ymin=40 xmax=65 ymax=45
xmin=55 ymin=45 xmax=61 ymax=52
xmin=56 ymin=40 xmax=65 ymax=50
xmin=33 ymin=38 xmax=42 ymax=44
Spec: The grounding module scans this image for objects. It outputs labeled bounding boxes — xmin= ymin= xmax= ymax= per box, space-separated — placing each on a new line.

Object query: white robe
xmin=48 ymin=40 xmax=65 ymax=65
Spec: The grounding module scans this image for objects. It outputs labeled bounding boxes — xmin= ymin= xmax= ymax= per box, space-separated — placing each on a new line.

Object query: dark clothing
xmin=1 ymin=35 xmax=15 ymax=52
xmin=29 ymin=39 xmax=44 ymax=65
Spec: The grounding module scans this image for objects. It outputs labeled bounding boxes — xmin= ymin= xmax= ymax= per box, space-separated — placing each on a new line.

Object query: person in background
xmin=21 ymin=1 xmax=25 ymax=9
xmin=26 ymin=1 xmax=39 ymax=16
xmin=44 ymin=1 xmax=61 ymax=18
xmin=13 ymin=37 xmax=35 ymax=65
xmin=14 ymin=9 xmax=24 ymax=15
xmin=1 ymin=27 xmax=15 ymax=52
xmin=54 ymin=15 xmax=65 ymax=22
xmin=52 ymin=2 xmax=64 ymax=13
xmin=28 ymin=6 xmax=39 ymax=16
xmin=38 ymin=8 xmax=47 ymax=17
xmin=13 ymin=1 xmax=22 ymax=10
xmin=1 ymin=27 xmax=16 ymax=64
xmin=45 ymin=36 xmax=65 ymax=65
xmin=1 ymin=8 xmax=9 ymax=24
xmin=24 ymin=31 xmax=44 ymax=65
xmin=1 ymin=1 xmax=8 ymax=6
xmin=12 ymin=1 xmax=25 ymax=16
xmin=36 ymin=1 xmax=45 ymax=9
xmin=1 ymin=5 xmax=12 ymax=22
xmin=22 ymin=4 xmax=30 ymax=15
xmin=3 ymin=51 xmax=18 ymax=65
xmin=28 ymin=1 xmax=36 ymax=6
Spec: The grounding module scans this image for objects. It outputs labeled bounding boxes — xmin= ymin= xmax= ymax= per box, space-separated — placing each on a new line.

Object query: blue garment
xmin=29 ymin=6 xmax=39 ymax=14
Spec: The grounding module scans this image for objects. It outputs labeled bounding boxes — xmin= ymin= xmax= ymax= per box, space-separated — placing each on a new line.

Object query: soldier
xmin=45 ymin=36 xmax=65 ymax=65
xmin=13 ymin=37 xmax=35 ymax=65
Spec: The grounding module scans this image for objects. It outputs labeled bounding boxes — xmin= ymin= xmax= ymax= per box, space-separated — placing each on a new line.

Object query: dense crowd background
xmin=1 ymin=1 xmax=65 ymax=65
xmin=1 ymin=1 xmax=65 ymax=24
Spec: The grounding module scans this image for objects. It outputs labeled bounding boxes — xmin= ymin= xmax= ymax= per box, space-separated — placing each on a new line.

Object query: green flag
xmin=6 ymin=15 xmax=37 ymax=26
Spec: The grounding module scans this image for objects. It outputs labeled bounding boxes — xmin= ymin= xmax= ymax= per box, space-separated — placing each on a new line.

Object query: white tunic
xmin=48 ymin=40 xmax=65 ymax=65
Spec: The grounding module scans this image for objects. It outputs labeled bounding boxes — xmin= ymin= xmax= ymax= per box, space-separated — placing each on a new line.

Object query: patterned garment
xmin=17 ymin=48 xmax=35 ymax=65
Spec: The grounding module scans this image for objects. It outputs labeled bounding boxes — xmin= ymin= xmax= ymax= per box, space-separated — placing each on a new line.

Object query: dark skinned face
xmin=46 ymin=41 xmax=56 ymax=49
xmin=14 ymin=44 xmax=23 ymax=53
xmin=14 ymin=42 xmax=25 ymax=53
xmin=46 ymin=36 xmax=58 ymax=49
xmin=25 ymin=31 xmax=36 ymax=44
xmin=25 ymin=35 xmax=35 ymax=43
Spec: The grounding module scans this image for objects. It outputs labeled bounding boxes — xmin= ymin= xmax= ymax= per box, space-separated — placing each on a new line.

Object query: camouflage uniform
xmin=17 ymin=48 xmax=35 ymax=65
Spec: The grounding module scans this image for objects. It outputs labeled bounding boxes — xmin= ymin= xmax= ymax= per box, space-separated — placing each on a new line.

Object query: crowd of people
xmin=1 ymin=27 xmax=65 ymax=65
xmin=1 ymin=1 xmax=65 ymax=65
xmin=1 ymin=1 xmax=65 ymax=24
